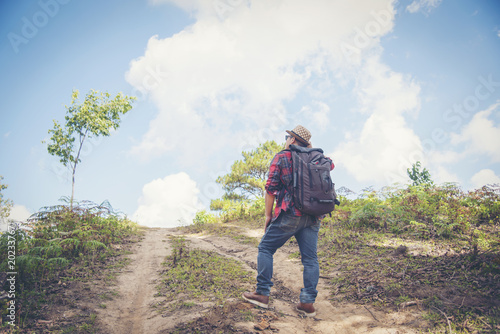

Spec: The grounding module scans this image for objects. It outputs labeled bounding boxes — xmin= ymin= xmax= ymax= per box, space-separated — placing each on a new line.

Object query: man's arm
xmin=264 ymin=152 xmax=282 ymax=231
xmin=264 ymin=192 xmax=275 ymax=231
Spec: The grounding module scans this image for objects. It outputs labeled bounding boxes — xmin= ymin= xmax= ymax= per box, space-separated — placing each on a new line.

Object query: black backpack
xmin=289 ymin=145 xmax=339 ymax=216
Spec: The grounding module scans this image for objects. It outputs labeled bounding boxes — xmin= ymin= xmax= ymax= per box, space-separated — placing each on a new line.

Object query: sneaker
xmin=242 ymin=291 xmax=269 ymax=309
xmin=296 ymin=302 xmax=316 ymax=317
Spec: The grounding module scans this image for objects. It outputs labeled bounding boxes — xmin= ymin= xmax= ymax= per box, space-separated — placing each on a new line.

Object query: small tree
xmin=44 ymin=89 xmax=135 ymax=209
xmin=407 ymin=161 xmax=433 ymax=187
xmin=215 ymin=140 xmax=283 ymax=201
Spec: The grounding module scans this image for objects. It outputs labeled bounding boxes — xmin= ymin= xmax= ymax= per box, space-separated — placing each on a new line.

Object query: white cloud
xmin=450 ymin=102 xmax=500 ymax=162
xmin=431 ymin=165 xmax=460 ymax=185
xmin=406 ymin=0 xmax=442 ymax=14
xmin=126 ymin=0 xmax=396 ymax=164
xmin=1 ymin=205 xmax=32 ymax=232
xmin=412 ymin=102 xmax=500 ymax=186
xmin=333 ymin=57 xmax=422 ymax=185
xmin=471 ymin=169 xmax=500 ymax=189
xmin=8 ymin=204 xmax=32 ymax=221
xmin=132 ymin=172 xmax=203 ymax=228
xmin=300 ymin=101 xmax=331 ymax=133
xmin=427 ymin=150 xmax=463 ymax=165
xmin=425 ymin=150 xmax=464 ymax=184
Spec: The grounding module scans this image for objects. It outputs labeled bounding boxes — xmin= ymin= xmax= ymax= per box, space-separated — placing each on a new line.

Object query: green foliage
xmin=192 ymin=210 xmax=217 ymax=226
xmin=347 ymin=189 xmax=388 ymax=229
xmin=321 ymin=182 xmax=500 ymax=279
xmin=208 ymin=196 xmax=266 ymax=224
xmin=0 ymin=200 xmax=139 ymax=329
xmin=209 ymin=198 xmax=248 ymax=222
xmin=0 ymin=175 xmax=12 ymax=222
xmin=207 ymin=141 xmax=282 ymax=224
xmin=248 ymin=196 xmax=265 ymax=218
xmin=349 ymin=201 xmax=387 ymax=228
xmin=44 ymin=89 xmax=135 ymax=208
xmin=157 ymin=237 xmax=252 ymax=310
xmin=0 ymin=200 xmax=138 ymax=294
xmin=407 ymin=161 xmax=433 ymax=186
xmin=330 ymin=183 xmax=500 ymax=244
xmin=215 ymin=140 xmax=282 ymax=201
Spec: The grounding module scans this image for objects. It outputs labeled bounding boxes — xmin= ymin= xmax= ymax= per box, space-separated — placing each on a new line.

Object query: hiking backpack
xmin=289 ymin=145 xmax=339 ymax=216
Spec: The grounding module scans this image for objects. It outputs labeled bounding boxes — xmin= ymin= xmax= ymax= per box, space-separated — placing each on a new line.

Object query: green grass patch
xmin=156 ymin=237 xmax=253 ymax=312
xmin=317 ymin=219 xmax=499 ymax=333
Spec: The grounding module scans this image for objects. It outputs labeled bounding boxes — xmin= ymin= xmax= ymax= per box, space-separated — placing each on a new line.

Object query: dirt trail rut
xmin=97 ymin=227 xmax=423 ymax=333
xmin=97 ymin=228 xmax=172 ymax=334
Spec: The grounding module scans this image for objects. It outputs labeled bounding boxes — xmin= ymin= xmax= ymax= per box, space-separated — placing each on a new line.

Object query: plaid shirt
xmin=265 ymin=149 xmax=335 ymax=220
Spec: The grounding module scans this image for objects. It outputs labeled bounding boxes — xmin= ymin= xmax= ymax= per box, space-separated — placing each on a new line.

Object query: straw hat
xmin=286 ymin=125 xmax=311 ymax=145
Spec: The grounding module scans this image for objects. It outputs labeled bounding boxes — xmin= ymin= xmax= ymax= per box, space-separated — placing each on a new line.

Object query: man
xmin=242 ymin=125 xmax=334 ymax=317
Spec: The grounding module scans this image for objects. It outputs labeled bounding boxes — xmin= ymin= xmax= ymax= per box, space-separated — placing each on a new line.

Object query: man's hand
xmin=264 ymin=192 xmax=276 ymax=232
xmin=264 ymin=215 xmax=272 ymax=231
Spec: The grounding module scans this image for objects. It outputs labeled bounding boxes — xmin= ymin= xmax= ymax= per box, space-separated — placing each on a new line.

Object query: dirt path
xmin=97 ymin=228 xmax=173 ymax=334
xmin=96 ymin=227 xmax=424 ymax=333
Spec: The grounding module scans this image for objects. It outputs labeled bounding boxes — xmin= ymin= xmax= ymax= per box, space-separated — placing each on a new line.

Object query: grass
xmin=316 ymin=219 xmax=500 ymax=333
xmin=155 ymin=236 xmax=254 ymax=314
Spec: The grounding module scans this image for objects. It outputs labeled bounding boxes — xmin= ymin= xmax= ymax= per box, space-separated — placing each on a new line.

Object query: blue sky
xmin=1 ymin=0 xmax=499 ymax=228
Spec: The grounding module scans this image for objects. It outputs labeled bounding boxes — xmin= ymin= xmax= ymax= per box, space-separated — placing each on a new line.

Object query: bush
xmin=193 ymin=210 xmax=217 ymax=226
xmin=349 ymin=201 xmax=386 ymax=228
xmin=0 ymin=200 xmax=138 ymax=289
xmin=323 ymin=183 xmax=500 ymax=248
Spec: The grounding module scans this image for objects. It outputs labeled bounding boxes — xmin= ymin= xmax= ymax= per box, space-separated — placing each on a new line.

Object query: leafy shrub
xmin=248 ymin=196 xmax=265 ymax=219
xmin=0 ymin=200 xmax=138 ymax=328
xmin=209 ymin=196 xmax=265 ymax=223
xmin=210 ymin=198 xmax=249 ymax=222
xmin=0 ymin=200 xmax=138 ymax=289
xmin=193 ymin=210 xmax=217 ymax=226
xmin=349 ymin=201 xmax=387 ymax=228
xmin=320 ymin=183 xmax=500 ymax=253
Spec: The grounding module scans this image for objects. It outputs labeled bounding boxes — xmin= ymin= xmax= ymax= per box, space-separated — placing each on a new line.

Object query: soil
xmin=86 ymin=226 xmax=426 ymax=334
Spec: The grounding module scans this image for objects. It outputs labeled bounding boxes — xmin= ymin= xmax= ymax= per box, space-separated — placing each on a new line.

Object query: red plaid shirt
xmin=265 ymin=150 xmax=334 ymax=219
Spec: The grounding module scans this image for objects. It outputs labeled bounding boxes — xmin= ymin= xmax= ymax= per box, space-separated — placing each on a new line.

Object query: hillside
xmin=2 ymin=183 xmax=499 ymax=333
xmin=38 ymin=226 xmax=421 ymax=334
xmin=6 ymin=217 xmax=497 ymax=334
xmin=93 ymin=226 xmax=427 ymax=333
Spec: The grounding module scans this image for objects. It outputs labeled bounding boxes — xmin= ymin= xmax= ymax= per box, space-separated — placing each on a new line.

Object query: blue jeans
xmin=256 ymin=212 xmax=320 ymax=304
